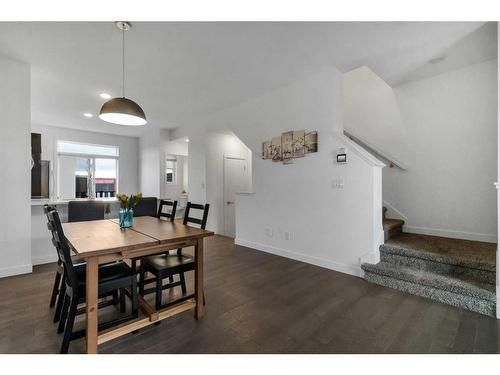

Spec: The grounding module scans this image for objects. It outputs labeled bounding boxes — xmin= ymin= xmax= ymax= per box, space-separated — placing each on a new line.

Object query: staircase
xmin=362 ymin=207 xmax=497 ymax=317
xmin=382 ymin=207 xmax=404 ymax=240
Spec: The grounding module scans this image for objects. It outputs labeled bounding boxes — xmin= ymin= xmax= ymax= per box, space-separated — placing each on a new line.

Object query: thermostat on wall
xmin=336 ymin=148 xmax=347 ymax=164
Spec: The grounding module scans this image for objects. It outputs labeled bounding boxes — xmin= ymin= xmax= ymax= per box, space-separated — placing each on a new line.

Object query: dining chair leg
xmin=131 ymin=278 xmax=138 ymax=318
xmin=119 ymin=288 xmax=126 ymax=313
xmin=179 ymin=272 xmax=187 ymax=294
xmin=57 ymin=295 xmax=70 ymax=334
xmin=155 ymin=276 xmax=163 ymax=310
xmin=50 ymin=271 xmax=61 ymax=307
xmin=54 ymin=281 xmax=66 ymax=323
xmin=138 ymin=269 xmax=145 ymax=296
xmin=112 ymin=290 xmax=119 ymax=305
xmin=60 ymin=297 xmax=78 ymax=354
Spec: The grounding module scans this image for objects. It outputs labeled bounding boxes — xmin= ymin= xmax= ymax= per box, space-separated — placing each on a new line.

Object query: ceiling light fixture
xmin=100 ymin=93 xmax=111 ymax=99
xmin=99 ymin=21 xmax=147 ymax=126
xmin=83 ymin=113 xmax=93 ymax=118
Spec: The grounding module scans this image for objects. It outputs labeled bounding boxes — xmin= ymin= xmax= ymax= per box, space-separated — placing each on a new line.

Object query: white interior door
xmin=223 ymin=156 xmax=249 ymax=237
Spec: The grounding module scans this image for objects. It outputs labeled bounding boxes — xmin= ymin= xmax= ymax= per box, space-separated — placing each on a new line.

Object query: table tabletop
xmin=62 ymin=219 xmax=159 ymax=258
xmin=109 ymin=216 xmax=212 ymax=244
xmin=62 ymin=216 xmax=214 ymax=259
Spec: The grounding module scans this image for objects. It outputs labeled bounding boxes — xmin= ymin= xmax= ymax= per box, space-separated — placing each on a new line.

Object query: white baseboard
xmin=32 ymin=253 xmax=58 ymax=266
xmin=359 ymin=251 xmax=377 ymax=265
xmin=405 ymin=226 xmax=497 ymax=243
xmin=235 ymin=238 xmax=362 ymax=277
xmin=0 ymin=263 xmax=33 ymax=278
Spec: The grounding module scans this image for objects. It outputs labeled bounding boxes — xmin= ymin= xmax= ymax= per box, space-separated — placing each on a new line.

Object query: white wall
xmin=29 ymin=124 xmax=140 ymax=265
xmin=0 ymin=55 xmax=32 ymax=278
xmin=205 ymin=131 xmax=252 ymax=234
xmin=178 ymin=67 xmax=384 ymax=276
xmin=168 ymin=126 xmax=208 ymax=204
xmin=344 ymin=66 xmax=407 ymax=160
xmin=345 ymin=61 xmax=498 ymax=242
xmin=139 ymin=126 xmax=161 ymax=197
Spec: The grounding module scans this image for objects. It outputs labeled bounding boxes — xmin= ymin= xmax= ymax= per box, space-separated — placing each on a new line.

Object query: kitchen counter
xmin=31 ymin=198 xmax=118 ymax=206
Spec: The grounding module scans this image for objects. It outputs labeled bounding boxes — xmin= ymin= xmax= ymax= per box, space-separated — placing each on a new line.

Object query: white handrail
xmin=343 ymin=130 xmax=407 ymax=170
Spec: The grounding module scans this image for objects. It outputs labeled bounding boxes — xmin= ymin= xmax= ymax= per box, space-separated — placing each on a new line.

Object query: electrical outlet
xmin=266 ymin=226 xmax=273 ymax=237
xmin=284 ymin=231 xmax=291 ymax=240
xmin=332 ymin=177 xmax=344 ymax=189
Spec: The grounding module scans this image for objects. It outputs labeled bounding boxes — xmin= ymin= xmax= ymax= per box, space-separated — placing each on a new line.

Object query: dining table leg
xmin=85 ymin=256 xmax=99 ymax=353
xmin=194 ymin=238 xmax=205 ymax=320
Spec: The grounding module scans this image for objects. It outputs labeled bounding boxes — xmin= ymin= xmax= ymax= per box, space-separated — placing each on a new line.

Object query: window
xmin=166 ymin=157 xmax=177 ymax=185
xmin=57 ymin=141 xmax=119 ymax=199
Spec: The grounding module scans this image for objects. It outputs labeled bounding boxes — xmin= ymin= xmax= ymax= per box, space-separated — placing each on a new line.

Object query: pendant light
xmin=99 ymin=21 xmax=147 ymax=126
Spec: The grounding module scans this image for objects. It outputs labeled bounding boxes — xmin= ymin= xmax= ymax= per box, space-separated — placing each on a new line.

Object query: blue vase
xmin=119 ymin=208 xmax=133 ymax=228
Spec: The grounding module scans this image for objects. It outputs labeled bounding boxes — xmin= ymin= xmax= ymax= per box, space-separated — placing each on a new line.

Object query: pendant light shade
xmin=100 ymin=21 xmax=147 ymax=126
xmin=99 ymin=97 xmax=147 ymax=126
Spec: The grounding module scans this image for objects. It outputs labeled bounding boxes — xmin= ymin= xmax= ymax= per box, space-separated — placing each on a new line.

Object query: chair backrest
xmin=43 ymin=204 xmax=62 ymax=264
xmin=45 ymin=207 xmax=80 ymax=291
xmin=157 ymin=200 xmax=178 ymax=222
xmin=183 ymin=202 xmax=210 ymax=229
xmin=133 ymin=197 xmax=158 ymax=217
xmin=68 ymin=200 xmax=105 ymax=222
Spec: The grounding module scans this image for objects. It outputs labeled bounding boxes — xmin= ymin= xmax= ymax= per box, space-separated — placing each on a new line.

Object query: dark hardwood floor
xmin=0 ymin=235 xmax=498 ymax=353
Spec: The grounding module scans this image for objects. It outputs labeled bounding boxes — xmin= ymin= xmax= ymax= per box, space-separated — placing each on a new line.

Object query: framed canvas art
xmin=292 ymin=130 xmax=305 ymax=158
xmin=282 ymin=131 xmax=293 ymax=161
xmin=271 ymin=136 xmax=282 ymax=161
xmin=305 ymin=130 xmax=318 ymax=153
xmin=262 ymin=140 xmax=272 ymax=159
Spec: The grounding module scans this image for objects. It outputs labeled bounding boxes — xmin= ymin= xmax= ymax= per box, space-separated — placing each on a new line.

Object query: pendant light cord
xmin=122 ymin=25 xmax=125 ymax=98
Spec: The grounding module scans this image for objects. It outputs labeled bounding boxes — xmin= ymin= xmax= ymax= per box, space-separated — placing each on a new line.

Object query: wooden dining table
xmin=62 ymin=216 xmax=214 ymax=354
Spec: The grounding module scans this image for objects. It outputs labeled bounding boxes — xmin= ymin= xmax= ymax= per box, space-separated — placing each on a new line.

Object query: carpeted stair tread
xmin=383 ymin=233 xmax=495 ymax=272
xmin=361 ymin=262 xmax=495 ymax=302
xmin=383 ymin=218 xmax=404 ymax=231
xmin=363 ymin=269 xmax=496 ymax=316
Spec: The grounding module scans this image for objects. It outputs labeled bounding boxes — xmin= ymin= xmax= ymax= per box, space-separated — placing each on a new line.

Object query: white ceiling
xmin=0 ymin=22 xmax=488 ymax=137
xmin=397 ymin=22 xmax=497 ymax=84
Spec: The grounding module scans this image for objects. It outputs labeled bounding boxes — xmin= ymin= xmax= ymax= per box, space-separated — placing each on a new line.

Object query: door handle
xmin=226 ymin=201 xmax=234 ymax=205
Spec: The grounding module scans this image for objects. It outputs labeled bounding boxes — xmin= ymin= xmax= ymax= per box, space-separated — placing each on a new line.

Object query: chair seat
xmin=143 ymin=253 xmax=195 ymax=274
xmin=75 ymin=262 xmax=136 ymax=285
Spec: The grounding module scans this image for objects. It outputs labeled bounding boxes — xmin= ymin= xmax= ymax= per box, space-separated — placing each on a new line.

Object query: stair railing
xmin=343 ymin=130 xmax=407 ymax=170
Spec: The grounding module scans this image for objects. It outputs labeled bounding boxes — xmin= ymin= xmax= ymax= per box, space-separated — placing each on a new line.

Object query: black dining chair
xmin=44 ymin=205 xmax=87 ymax=323
xmin=68 ymin=200 xmax=105 ymax=222
xmin=139 ymin=202 xmax=209 ymax=310
xmin=130 ymin=200 xmax=178 ymax=272
xmin=133 ymin=197 xmax=158 ymax=217
xmin=45 ymin=204 xmax=122 ymax=325
xmin=50 ymin=200 xmax=105 ymax=321
xmin=157 ymin=199 xmax=178 ymax=221
xmin=46 ymin=208 xmax=139 ymax=353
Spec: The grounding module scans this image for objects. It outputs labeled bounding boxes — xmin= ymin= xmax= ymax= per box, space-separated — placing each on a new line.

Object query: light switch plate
xmin=332 ymin=177 xmax=344 ymax=189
